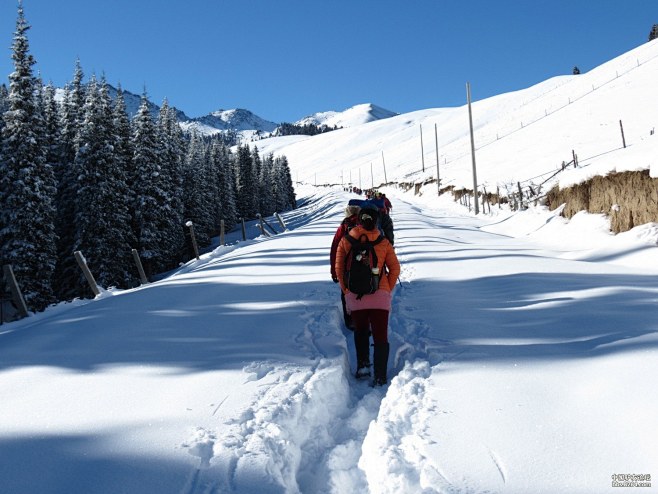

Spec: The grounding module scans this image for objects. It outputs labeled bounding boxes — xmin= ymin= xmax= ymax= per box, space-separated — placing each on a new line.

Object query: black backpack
xmin=344 ymin=234 xmax=384 ymax=299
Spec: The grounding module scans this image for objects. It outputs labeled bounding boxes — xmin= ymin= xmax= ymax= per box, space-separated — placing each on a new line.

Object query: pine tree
xmin=649 ymin=24 xmax=658 ymax=42
xmin=182 ymin=132 xmax=213 ymax=248
xmin=0 ymin=84 xmax=8 ymax=135
xmin=157 ymin=100 xmax=185 ymax=269
xmin=132 ymin=92 xmax=166 ymax=276
xmin=210 ymin=140 xmax=237 ymax=230
xmin=0 ymin=3 xmax=57 ymax=311
xmin=53 ymin=60 xmax=86 ymax=299
xmin=260 ymin=152 xmax=276 ymax=216
xmin=235 ymin=145 xmax=258 ymax=220
xmin=41 ymin=83 xmax=61 ymax=169
xmin=274 ymin=155 xmax=296 ymax=211
xmin=73 ymin=76 xmax=135 ymax=293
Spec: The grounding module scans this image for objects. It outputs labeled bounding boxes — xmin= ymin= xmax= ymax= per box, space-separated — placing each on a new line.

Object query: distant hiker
xmin=382 ymin=193 xmax=392 ymax=214
xmin=336 ymin=203 xmax=400 ymax=386
xmin=330 ymin=200 xmax=361 ymax=329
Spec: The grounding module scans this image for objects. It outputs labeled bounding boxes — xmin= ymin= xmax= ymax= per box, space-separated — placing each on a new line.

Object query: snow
xmin=295 ymin=103 xmax=398 ymax=129
xmin=3 ymin=40 xmax=658 ymax=493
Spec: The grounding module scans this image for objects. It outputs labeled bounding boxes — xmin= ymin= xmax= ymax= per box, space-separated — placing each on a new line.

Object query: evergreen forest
xmin=0 ymin=5 xmax=296 ymax=312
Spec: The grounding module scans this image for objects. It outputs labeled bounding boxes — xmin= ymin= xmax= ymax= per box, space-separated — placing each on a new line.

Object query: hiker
xmin=382 ymin=193 xmax=392 ymax=214
xmin=330 ymin=200 xmax=361 ymax=329
xmin=336 ymin=203 xmax=400 ymax=386
xmin=362 ymin=197 xmax=394 ymax=246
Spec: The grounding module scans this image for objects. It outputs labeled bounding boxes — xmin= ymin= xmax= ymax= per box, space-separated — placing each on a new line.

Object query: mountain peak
xmin=196 ymin=108 xmax=277 ymax=132
xmin=296 ymin=103 xmax=397 ymax=129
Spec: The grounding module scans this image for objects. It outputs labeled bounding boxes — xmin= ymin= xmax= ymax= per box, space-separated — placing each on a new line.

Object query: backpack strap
xmin=372 ymin=234 xmax=385 ymax=246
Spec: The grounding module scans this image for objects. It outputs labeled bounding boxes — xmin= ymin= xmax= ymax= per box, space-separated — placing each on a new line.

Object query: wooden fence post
xmin=2 ymin=264 xmax=29 ymax=317
xmin=131 ymin=249 xmax=149 ymax=285
xmin=258 ymin=214 xmax=265 ymax=236
xmin=220 ymin=219 xmax=225 ymax=246
xmin=74 ymin=251 xmax=101 ymax=297
xmin=274 ymin=212 xmax=287 ymax=231
xmin=186 ymin=221 xmax=200 ymax=260
xmin=517 ymin=182 xmax=525 ymax=210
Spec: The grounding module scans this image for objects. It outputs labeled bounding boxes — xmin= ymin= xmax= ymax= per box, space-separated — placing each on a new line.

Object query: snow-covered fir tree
xmin=0 ymin=3 xmax=57 ymax=311
xmin=235 ymin=144 xmax=258 ymax=220
xmin=41 ymin=83 xmax=61 ymax=169
xmin=210 ymin=139 xmax=237 ymax=231
xmin=73 ymin=76 xmax=135 ymax=294
xmin=53 ymin=60 xmax=86 ymax=299
xmin=183 ymin=132 xmax=214 ymax=248
xmin=259 ymin=152 xmax=276 ymax=217
xmin=132 ymin=92 xmax=166 ymax=276
xmin=273 ymin=155 xmax=296 ymax=211
xmin=113 ymin=85 xmax=134 ymax=191
xmin=0 ymin=84 xmax=8 ymax=135
xmin=156 ymin=100 xmax=186 ymax=270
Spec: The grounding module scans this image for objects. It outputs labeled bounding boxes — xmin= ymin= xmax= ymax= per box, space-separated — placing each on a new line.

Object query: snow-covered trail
xmin=1 ymin=187 xmax=658 ymax=493
xmin=358 ymin=194 xmax=658 ymax=494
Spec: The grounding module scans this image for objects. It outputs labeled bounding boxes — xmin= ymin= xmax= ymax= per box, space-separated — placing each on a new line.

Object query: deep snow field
xmin=1 ymin=183 xmax=657 ymax=494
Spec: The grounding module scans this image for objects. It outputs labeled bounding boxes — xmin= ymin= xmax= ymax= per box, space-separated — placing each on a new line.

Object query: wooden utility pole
xmin=466 ymin=82 xmax=479 ymax=214
xmin=220 ymin=219 xmax=225 ymax=246
xmin=420 ymin=124 xmax=425 ymax=172
xmin=619 ymin=120 xmax=627 ymax=148
xmin=434 ymin=123 xmax=440 ymax=196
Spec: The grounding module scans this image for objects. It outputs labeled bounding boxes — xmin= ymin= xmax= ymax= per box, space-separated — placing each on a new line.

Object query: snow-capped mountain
xmin=180 ymin=108 xmax=278 ymax=140
xmin=189 ymin=108 xmax=278 ymax=133
xmin=295 ymin=103 xmax=397 ymax=129
xmin=56 ymin=82 xmax=396 ymax=142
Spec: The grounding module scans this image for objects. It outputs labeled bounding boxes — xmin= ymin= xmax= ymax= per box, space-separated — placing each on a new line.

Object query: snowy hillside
xmin=295 ymin=103 xmax=398 ymax=129
xmin=252 ymin=39 xmax=658 ymax=194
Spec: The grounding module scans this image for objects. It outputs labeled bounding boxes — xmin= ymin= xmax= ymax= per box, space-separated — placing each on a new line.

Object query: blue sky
xmin=1 ymin=1 xmax=656 ymax=122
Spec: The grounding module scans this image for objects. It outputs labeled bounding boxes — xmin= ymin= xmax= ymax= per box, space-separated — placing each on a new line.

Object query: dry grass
xmin=546 ymin=170 xmax=658 ymax=233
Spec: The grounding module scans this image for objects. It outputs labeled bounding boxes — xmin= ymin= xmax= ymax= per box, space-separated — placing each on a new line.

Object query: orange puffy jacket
xmin=335 ymin=225 xmax=400 ymax=294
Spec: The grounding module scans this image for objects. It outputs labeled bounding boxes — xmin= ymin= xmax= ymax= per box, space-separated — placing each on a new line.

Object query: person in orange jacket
xmin=335 ymin=204 xmax=400 ymax=386
xmin=330 ymin=202 xmax=361 ymax=329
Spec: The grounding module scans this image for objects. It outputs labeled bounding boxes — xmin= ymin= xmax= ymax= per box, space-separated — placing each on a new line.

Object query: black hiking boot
xmin=354 ymin=328 xmax=369 ymax=361
xmin=371 ymin=377 xmax=388 ymax=387
xmin=373 ymin=342 xmax=390 ymax=386
xmin=355 ymin=362 xmax=372 ymax=379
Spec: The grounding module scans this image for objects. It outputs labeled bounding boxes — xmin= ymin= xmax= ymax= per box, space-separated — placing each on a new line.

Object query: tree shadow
xmin=0 ymin=432 xmax=197 ymax=494
xmin=392 ymin=271 xmax=658 ymax=366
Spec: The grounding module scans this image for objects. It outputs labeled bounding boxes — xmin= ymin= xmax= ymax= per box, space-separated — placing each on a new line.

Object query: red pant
xmin=351 ymin=309 xmax=389 ymax=344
